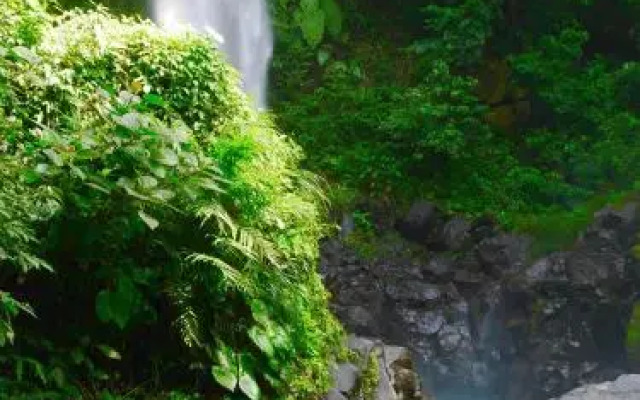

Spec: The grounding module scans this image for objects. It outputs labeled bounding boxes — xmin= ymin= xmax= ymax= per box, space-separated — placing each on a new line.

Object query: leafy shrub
xmin=271 ymin=0 xmax=640 ymax=242
xmin=0 ymin=2 xmax=342 ymax=398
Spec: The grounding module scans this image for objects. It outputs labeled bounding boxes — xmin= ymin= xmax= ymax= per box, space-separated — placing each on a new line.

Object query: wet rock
xmin=397 ymin=200 xmax=441 ymax=243
xmin=332 ymin=363 xmax=359 ymax=393
xmin=382 ymin=346 xmax=428 ymax=400
xmin=348 ymin=335 xmax=376 ymax=357
xmin=321 ymin=202 xmax=640 ymax=400
xmin=526 ymin=252 xmax=571 ymax=283
xmin=437 ymin=322 xmax=472 ymax=353
xmin=442 ymin=217 xmax=472 ymax=251
xmin=397 ymin=309 xmax=445 ymax=335
xmin=326 ymin=336 xmax=431 ymax=400
xmin=385 ymin=281 xmax=441 ymax=303
xmin=550 ymin=374 xmax=640 ymax=400
xmin=325 ymin=388 xmax=348 ymax=400
xmin=453 ymin=269 xmax=485 ymax=284
xmin=344 ymin=306 xmax=376 ymax=333
xmin=476 ymin=234 xmax=531 ymax=275
xmin=422 ymin=255 xmax=454 ymax=279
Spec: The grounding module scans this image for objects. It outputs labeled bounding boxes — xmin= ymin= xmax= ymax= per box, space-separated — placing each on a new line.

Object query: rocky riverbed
xmin=321 ymin=201 xmax=640 ymax=400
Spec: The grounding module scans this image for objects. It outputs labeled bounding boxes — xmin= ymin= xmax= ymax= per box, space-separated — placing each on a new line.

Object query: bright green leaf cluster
xmin=0 ymin=2 xmax=342 ymax=398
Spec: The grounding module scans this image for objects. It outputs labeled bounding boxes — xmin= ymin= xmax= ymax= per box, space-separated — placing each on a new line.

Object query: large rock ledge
xmin=550 ymin=374 xmax=640 ymax=400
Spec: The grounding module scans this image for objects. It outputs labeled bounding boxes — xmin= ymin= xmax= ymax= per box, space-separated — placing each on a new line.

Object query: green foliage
xmin=352 ymin=350 xmax=379 ymax=400
xmin=270 ymin=0 xmax=640 ymax=240
xmin=627 ymin=302 xmax=640 ymax=363
xmin=0 ymin=2 xmax=342 ymax=399
xmin=275 ymin=0 xmax=344 ymax=48
xmin=412 ymin=0 xmax=503 ymax=66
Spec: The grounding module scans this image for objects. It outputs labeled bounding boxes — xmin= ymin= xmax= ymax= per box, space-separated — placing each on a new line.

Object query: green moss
xmin=351 ymin=349 xmax=380 ymax=400
xmin=511 ymin=190 xmax=638 ymax=257
xmin=627 ymin=302 xmax=640 ymax=363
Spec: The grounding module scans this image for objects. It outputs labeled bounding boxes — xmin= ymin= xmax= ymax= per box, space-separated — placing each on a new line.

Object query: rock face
xmin=325 ymin=335 xmax=432 ymax=400
xmin=321 ymin=202 xmax=640 ymax=400
xmin=551 ymin=374 xmax=640 ymax=400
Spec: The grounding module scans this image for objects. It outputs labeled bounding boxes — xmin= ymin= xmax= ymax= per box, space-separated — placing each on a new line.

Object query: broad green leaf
xmin=250 ymin=300 xmax=270 ymax=326
xmin=143 ymin=93 xmax=165 ymax=106
xmin=22 ymin=170 xmax=40 ymax=184
xmin=43 ymin=149 xmax=63 ymax=167
xmin=151 ymin=166 xmax=167 ymax=178
xmin=13 ymin=46 xmax=41 ymax=64
xmin=70 ymin=348 xmax=85 ymax=365
xmin=320 ymin=0 xmax=343 ymax=37
xmin=95 ymin=290 xmax=112 ymax=323
xmin=95 ymin=278 xmax=137 ymax=330
xmin=138 ymin=210 xmax=159 ymax=230
xmin=196 ymin=177 xmax=224 ymax=192
xmin=114 ymin=113 xmax=141 ymax=130
xmin=211 ymin=365 xmax=237 ymax=391
xmin=216 ymin=344 xmax=236 ymax=369
xmin=33 ymin=361 xmax=47 ymax=384
xmin=35 ymin=163 xmax=48 ymax=174
xmin=97 ymin=344 xmax=122 ymax=360
xmin=317 ymin=49 xmax=330 ymax=66
xmin=85 ymin=182 xmax=111 ymax=194
xmin=159 ymin=148 xmax=179 ymax=166
xmin=239 ymin=373 xmax=260 ymax=400
xmin=248 ymin=326 xmax=274 ymax=356
xmin=51 ymin=367 xmax=65 ymax=388
xmin=139 ymin=175 xmax=158 ymax=189
xmin=16 ymin=359 xmax=23 ymax=381
xmin=272 ymin=325 xmax=292 ymax=350
xmin=263 ymin=372 xmax=281 ymax=389
xmin=152 ymin=189 xmax=176 ymax=201
xmin=295 ymin=5 xmax=325 ymax=47
xmin=25 ymin=0 xmax=41 ymax=9
xmin=70 ymin=165 xmax=87 ymax=180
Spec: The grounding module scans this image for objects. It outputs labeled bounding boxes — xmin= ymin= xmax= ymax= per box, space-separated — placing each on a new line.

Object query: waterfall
xmin=150 ymin=0 xmax=274 ymax=109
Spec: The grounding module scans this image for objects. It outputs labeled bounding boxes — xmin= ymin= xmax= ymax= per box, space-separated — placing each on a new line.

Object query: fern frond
xmin=185 ymin=253 xmax=245 ymax=290
xmin=196 ymin=203 xmax=237 ymax=237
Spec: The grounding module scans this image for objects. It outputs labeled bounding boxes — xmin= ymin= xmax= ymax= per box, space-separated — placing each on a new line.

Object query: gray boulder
xmin=332 ymin=362 xmax=360 ymax=393
xmin=550 ymin=374 xmax=640 ymax=400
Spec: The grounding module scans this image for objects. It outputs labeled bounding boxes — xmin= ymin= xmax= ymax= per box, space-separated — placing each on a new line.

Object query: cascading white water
xmin=150 ymin=0 xmax=274 ymax=109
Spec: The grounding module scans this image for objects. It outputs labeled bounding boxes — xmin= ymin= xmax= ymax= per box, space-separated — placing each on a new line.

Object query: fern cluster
xmin=0 ymin=2 xmax=342 ymax=398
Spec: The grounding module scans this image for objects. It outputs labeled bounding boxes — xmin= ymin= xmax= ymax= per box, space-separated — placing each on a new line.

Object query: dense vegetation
xmin=6 ymin=0 xmax=640 ymax=398
xmin=270 ymin=0 xmax=640 ymax=237
xmin=0 ymin=1 xmax=341 ymax=398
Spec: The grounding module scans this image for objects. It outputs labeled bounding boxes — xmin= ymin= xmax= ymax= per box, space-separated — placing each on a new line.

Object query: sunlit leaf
xmin=239 ymin=373 xmax=260 ymax=400
xmin=97 ymin=344 xmax=122 ymax=360
xmin=13 ymin=46 xmax=41 ymax=64
xmin=43 ymin=149 xmax=63 ymax=167
xmin=139 ymin=175 xmax=158 ymax=189
xmin=248 ymin=326 xmax=273 ymax=356
xmin=138 ymin=210 xmax=159 ymax=230
xmin=211 ymin=365 xmax=237 ymax=391
xmin=159 ymin=148 xmax=179 ymax=166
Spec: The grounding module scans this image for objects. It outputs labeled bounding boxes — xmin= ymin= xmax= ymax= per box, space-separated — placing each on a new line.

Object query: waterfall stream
xmin=150 ymin=0 xmax=274 ymax=109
